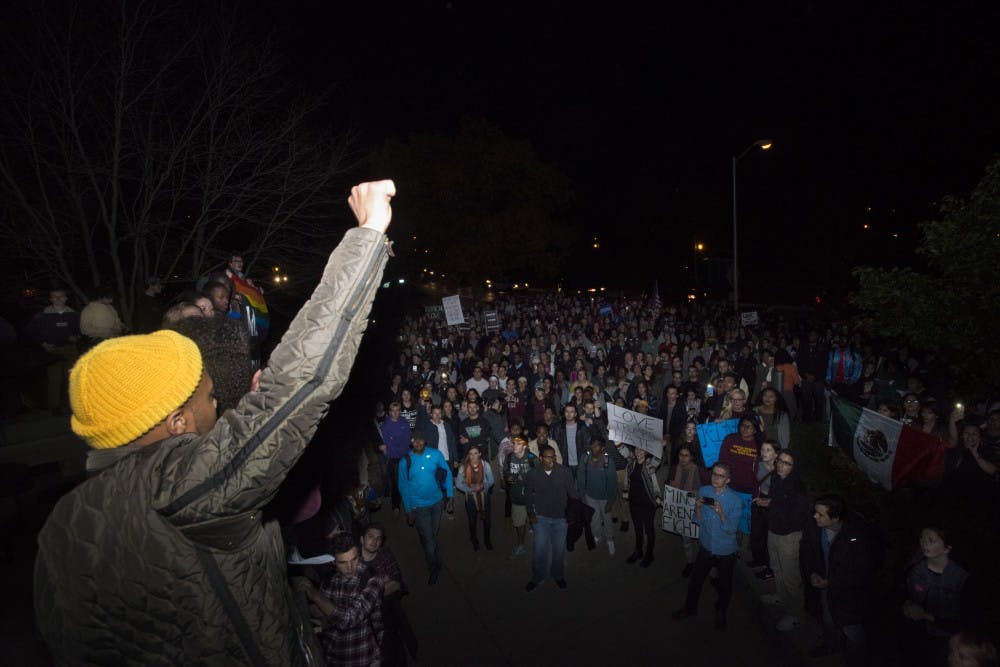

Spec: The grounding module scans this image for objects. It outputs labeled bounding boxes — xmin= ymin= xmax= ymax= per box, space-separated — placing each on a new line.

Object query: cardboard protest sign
xmin=661 ymin=485 xmax=699 ymax=538
xmin=607 ymin=403 xmax=663 ymax=459
xmin=442 ymin=295 xmax=465 ymax=326
xmin=696 ymin=419 xmax=738 ymax=467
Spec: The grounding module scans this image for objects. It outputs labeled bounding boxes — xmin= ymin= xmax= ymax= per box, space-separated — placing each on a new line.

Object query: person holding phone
xmin=672 ymin=461 xmax=744 ymax=630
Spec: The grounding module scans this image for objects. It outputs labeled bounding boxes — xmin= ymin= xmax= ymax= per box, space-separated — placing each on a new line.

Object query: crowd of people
xmin=6 ymin=178 xmax=998 ymax=665
xmin=369 ymin=289 xmax=998 ymax=665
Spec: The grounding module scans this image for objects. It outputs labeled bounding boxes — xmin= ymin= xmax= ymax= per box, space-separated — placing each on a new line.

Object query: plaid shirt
xmin=318 ymin=562 xmax=384 ymax=667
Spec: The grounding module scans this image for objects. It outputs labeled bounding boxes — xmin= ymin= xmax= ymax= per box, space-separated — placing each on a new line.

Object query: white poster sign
xmin=442 ymin=295 xmax=465 ymax=326
xmin=661 ymin=484 xmax=700 ymax=537
xmin=740 ymin=310 xmax=759 ymax=326
xmin=606 ymin=403 xmax=663 ymax=459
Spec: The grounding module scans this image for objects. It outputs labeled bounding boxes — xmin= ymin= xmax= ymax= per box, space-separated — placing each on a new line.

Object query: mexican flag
xmin=828 ymin=395 xmax=946 ymax=491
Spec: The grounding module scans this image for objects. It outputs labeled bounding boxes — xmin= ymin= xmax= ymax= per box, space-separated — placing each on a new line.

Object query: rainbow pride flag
xmin=230 ymin=274 xmax=269 ymax=340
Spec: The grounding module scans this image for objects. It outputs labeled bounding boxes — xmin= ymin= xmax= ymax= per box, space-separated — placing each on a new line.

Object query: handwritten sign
xmin=741 ymin=311 xmax=759 ymax=326
xmin=607 ymin=403 xmax=663 ymax=459
xmin=442 ymin=295 xmax=465 ymax=326
xmin=696 ymin=419 xmax=738 ymax=467
xmin=661 ymin=485 xmax=699 ymax=538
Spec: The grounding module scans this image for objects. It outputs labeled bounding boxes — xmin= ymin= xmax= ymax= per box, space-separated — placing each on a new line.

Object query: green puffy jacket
xmin=34 ymin=227 xmax=389 ymax=665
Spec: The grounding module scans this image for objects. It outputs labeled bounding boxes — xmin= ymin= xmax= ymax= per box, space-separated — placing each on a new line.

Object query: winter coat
xmin=801 ymin=518 xmax=875 ymax=627
xmin=34 ymin=227 xmax=389 ymax=665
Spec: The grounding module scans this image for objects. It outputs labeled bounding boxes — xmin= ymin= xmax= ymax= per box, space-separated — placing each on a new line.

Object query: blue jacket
xmin=381 ymin=416 xmax=412 ymax=459
xmin=398 ymin=448 xmax=453 ymax=512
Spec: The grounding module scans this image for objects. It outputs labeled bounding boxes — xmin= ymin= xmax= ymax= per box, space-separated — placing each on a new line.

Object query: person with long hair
xmin=669 ymin=444 xmax=705 ymax=577
xmin=749 ymin=440 xmax=779 ymax=580
xmin=622 ymin=446 xmax=662 ymax=567
xmin=454 ymin=446 xmax=495 ymax=551
xmin=716 ymin=416 xmax=762 ymax=494
xmin=755 ymin=387 xmax=791 ymax=449
xmin=717 ymin=388 xmax=751 ymax=422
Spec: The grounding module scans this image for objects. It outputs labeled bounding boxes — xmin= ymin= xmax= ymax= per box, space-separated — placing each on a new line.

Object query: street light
xmin=732 ymin=139 xmax=772 ymax=313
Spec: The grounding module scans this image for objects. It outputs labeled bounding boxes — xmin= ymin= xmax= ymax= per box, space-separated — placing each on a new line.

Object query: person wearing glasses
xmin=758 ymin=449 xmax=811 ymax=631
xmin=672 ymin=461 xmax=744 ymax=630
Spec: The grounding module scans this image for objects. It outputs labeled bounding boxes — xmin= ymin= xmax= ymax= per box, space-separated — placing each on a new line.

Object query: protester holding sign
xmin=622 ymin=446 xmax=662 ymax=567
xmin=669 ymin=445 xmax=705 ymax=577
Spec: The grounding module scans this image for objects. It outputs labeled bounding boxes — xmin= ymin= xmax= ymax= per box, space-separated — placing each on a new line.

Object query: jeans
xmin=412 ymin=501 xmax=443 ymax=573
xmin=531 ymin=516 xmax=568 ymax=584
xmin=685 ymin=547 xmax=736 ymax=613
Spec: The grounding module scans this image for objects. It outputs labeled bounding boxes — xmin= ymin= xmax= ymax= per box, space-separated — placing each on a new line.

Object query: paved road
xmin=378 ymin=488 xmax=809 ymax=667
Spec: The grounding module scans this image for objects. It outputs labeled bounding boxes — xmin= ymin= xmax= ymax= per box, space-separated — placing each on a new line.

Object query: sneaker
xmin=524 ymin=580 xmax=539 ymax=593
xmin=555 ymin=579 xmax=567 ymax=589
xmin=759 ymin=593 xmax=782 ymax=606
xmin=755 ymin=567 xmax=774 ymax=581
xmin=626 ymin=551 xmax=642 ymax=564
xmin=639 ymin=554 xmax=654 ymax=568
xmin=484 ymin=540 xmax=493 ymax=551
xmin=671 ymin=608 xmax=694 ymax=621
xmin=509 ymin=545 xmax=526 ymax=559
xmin=776 ymin=614 xmax=802 ymax=632
xmin=681 ymin=563 xmax=694 ymax=578
xmin=607 ymin=540 xmax=616 ymax=556
xmin=471 ymin=539 xmax=480 ymax=552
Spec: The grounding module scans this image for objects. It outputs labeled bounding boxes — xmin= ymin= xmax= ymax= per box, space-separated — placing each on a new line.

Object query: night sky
xmin=1 ymin=2 xmax=997 ymax=299
xmin=207 ymin=3 xmax=1000 ymax=296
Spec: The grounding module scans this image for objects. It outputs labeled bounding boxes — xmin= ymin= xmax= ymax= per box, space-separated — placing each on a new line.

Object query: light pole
xmin=732 ymin=139 xmax=772 ymax=314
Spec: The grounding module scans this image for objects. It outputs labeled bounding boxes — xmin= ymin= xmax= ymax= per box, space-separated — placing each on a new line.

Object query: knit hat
xmin=70 ymin=330 xmax=204 ymax=449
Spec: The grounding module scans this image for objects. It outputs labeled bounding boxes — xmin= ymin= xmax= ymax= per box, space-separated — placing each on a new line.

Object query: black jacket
xmin=801 ymin=518 xmax=874 ymax=626
xmin=767 ymin=472 xmax=810 ymax=535
xmin=552 ymin=420 xmax=591 ymax=468
xmin=525 ymin=463 xmax=579 ymax=519
xmin=659 ymin=399 xmax=688 ymax=444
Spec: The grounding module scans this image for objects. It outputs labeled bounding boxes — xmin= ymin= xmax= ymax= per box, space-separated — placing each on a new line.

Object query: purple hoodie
xmin=382 ymin=417 xmax=412 ymax=459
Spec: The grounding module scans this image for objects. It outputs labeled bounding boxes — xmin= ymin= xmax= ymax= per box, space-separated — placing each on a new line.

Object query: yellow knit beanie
xmin=70 ymin=330 xmax=203 ymax=449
